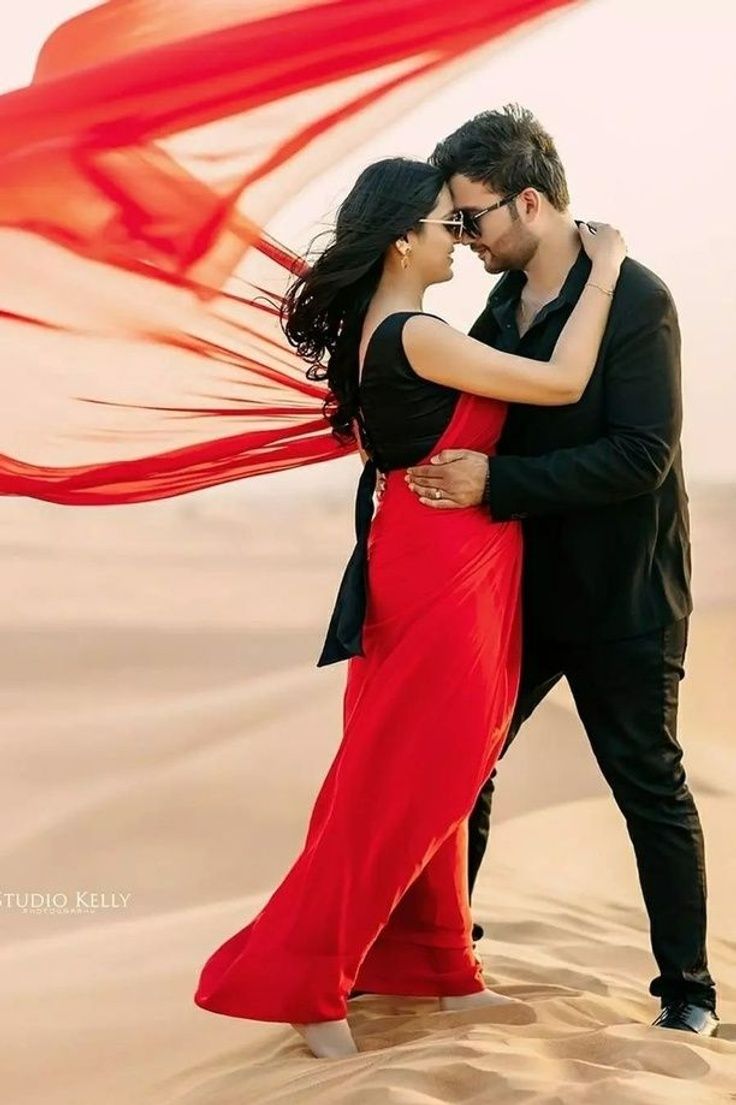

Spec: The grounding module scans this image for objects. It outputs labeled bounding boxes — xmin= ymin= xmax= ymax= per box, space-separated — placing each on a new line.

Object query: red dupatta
xmin=0 ymin=0 xmax=574 ymax=505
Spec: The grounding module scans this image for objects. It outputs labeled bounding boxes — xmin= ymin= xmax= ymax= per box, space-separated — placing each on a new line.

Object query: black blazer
xmin=469 ymin=245 xmax=692 ymax=642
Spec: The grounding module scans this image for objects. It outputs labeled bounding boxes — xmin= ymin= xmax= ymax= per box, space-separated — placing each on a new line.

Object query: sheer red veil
xmin=0 ymin=0 xmax=572 ymax=505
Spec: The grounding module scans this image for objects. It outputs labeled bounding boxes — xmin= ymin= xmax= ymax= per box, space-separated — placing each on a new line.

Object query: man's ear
xmin=518 ymin=187 xmax=542 ymax=221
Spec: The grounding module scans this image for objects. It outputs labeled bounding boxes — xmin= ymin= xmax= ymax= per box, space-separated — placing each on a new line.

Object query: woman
xmin=193 ymin=157 xmax=626 ymax=1058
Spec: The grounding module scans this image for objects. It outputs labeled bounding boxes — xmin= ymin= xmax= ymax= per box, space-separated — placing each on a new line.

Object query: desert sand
xmin=0 ymin=479 xmax=734 ymax=1104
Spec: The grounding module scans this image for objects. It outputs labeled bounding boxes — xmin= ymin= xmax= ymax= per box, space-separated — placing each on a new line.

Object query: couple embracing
xmin=194 ymin=104 xmax=718 ymax=1056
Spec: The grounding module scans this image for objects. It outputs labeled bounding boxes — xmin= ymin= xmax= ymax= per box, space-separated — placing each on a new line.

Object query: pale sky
xmin=2 ymin=0 xmax=734 ymax=497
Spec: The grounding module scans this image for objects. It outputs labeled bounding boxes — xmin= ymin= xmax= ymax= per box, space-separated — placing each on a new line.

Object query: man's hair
xmin=429 ymin=103 xmax=570 ymax=212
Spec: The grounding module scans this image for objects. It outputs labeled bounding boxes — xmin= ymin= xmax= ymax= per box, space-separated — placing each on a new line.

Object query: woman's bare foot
xmin=291 ymin=1019 xmax=358 ymax=1058
xmin=440 ymin=987 xmax=517 ymax=1011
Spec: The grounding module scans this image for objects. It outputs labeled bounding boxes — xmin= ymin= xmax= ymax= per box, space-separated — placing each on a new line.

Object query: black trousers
xmin=467 ymin=616 xmax=717 ymax=1011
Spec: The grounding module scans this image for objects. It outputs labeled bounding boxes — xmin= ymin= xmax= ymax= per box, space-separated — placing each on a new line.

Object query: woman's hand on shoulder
xmin=578 ymin=221 xmax=627 ymax=281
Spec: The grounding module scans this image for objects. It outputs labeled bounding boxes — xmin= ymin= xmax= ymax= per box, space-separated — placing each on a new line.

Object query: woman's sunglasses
xmin=418 ymin=213 xmax=465 ymax=242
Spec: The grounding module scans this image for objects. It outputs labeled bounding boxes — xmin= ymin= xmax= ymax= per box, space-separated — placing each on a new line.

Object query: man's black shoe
xmin=651 ymin=1001 xmax=719 ymax=1036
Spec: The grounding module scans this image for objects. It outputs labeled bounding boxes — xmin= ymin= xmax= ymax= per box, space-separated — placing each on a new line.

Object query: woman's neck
xmin=369 ymin=269 xmax=426 ymax=315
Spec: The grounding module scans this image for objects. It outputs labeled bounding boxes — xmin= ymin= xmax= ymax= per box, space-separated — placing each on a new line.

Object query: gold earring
xmin=401 ymin=246 xmax=412 ymax=271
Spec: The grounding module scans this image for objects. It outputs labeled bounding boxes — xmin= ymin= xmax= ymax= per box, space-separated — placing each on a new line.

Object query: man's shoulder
xmin=482 ymin=255 xmax=674 ymax=307
xmin=616 ymin=256 xmax=676 ymax=314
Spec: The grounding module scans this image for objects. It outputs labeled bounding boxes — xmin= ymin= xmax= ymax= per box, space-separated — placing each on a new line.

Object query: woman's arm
xmin=403 ymin=223 xmax=626 ymax=406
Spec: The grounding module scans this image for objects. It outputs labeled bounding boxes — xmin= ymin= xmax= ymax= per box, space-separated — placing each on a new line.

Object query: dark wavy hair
xmin=430 ymin=103 xmax=569 ymax=212
xmin=281 ymin=157 xmax=445 ymax=444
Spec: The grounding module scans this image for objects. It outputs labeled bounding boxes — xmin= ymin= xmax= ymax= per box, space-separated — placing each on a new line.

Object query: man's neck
xmin=522 ymin=215 xmax=581 ymax=300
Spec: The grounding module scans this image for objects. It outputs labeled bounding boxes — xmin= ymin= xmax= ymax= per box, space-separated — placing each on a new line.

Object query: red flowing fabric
xmin=0 ymin=0 xmax=574 ymax=505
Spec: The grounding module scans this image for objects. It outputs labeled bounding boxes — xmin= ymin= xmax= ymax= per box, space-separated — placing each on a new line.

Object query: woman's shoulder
xmin=400 ymin=311 xmax=459 ymax=366
xmin=371 ymin=309 xmax=447 ymax=341
xmin=362 ymin=311 xmax=448 ymax=378
xmin=360 ymin=310 xmax=456 ymax=397
xmin=389 ymin=312 xmax=454 ymax=374
xmin=400 ymin=311 xmax=449 ymax=339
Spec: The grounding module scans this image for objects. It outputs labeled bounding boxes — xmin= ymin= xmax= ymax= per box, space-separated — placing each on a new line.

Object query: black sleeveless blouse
xmin=317 ymin=311 xmax=460 ymax=667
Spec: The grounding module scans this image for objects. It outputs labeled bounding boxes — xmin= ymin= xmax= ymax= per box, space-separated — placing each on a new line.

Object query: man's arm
xmin=488 ymin=288 xmax=682 ymax=519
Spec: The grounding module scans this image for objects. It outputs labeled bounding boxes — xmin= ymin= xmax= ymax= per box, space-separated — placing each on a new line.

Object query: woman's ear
xmin=394 ymin=228 xmax=419 ymax=257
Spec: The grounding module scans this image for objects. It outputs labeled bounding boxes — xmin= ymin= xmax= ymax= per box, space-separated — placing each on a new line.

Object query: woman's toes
xmin=291 ymin=1019 xmax=358 ymax=1058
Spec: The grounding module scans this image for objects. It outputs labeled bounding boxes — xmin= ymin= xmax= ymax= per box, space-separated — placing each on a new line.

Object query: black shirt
xmin=469 ymin=241 xmax=692 ymax=642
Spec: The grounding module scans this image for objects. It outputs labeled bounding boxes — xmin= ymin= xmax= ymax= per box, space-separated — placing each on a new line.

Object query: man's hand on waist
xmin=405 ymin=450 xmax=490 ymax=509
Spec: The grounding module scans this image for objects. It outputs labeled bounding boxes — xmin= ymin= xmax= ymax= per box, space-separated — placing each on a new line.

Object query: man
xmin=405 ymin=104 xmax=718 ymax=1034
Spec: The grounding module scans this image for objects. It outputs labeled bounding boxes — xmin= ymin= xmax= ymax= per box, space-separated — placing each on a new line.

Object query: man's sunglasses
xmin=457 ymin=192 xmax=520 ymax=239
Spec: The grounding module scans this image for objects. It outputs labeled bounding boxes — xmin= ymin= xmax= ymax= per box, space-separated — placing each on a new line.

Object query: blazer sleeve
xmin=487 ymin=288 xmax=683 ymax=519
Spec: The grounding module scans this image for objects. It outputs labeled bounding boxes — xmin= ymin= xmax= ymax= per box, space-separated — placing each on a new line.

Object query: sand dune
xmin=0 ymin=485 xmax=734 ymax=1104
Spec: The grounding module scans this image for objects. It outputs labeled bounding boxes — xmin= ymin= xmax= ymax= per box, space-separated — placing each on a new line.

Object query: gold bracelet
xmin=585 ymin=280 xmax=615 ymax=297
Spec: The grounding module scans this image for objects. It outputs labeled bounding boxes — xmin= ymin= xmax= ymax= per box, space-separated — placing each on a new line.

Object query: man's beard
xmin=474 ymin=229 xmax=538 ymax=275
